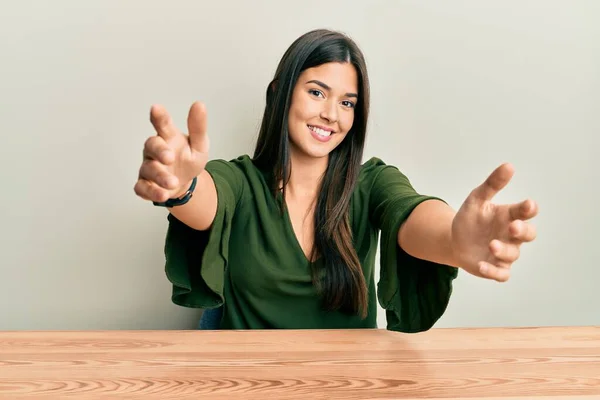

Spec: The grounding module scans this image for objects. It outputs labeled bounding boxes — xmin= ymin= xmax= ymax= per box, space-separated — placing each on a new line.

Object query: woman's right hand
xmin=134 ymin=101 xmax=210 ymax=204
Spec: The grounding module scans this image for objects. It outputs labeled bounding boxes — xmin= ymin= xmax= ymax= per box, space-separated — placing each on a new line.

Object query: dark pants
xmin=197 ymin=306 xmax=223 ymax=330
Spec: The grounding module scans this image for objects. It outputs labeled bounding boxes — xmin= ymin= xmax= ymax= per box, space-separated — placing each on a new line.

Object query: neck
xmin=285 ymin=148 xmax=328 ymax=199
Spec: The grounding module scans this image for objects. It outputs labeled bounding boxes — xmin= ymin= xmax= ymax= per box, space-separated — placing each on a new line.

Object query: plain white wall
xmin=1 ymin=0 xmax=598 ymax=330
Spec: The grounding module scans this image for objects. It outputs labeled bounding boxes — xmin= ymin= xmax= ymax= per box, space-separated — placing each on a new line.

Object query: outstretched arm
xmin=398 ymin=163 xmax=538 ymax=282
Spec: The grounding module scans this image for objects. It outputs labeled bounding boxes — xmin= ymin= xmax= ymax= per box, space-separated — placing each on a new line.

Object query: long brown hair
xmin=253 ymin=29 xmax=370 ymax=318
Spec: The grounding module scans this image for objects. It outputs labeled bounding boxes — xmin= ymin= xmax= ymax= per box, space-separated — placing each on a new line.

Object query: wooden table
xmin=0 ymin=327 xmax=598 ymax=399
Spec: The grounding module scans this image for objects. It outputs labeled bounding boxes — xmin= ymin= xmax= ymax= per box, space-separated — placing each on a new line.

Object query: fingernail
xmin=480 ymin=264 xmax=488 ymax=273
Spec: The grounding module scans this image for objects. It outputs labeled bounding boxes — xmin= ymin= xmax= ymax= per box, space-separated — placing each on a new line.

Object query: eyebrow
xmin=306 ymin=79 xmax=358 ymax=98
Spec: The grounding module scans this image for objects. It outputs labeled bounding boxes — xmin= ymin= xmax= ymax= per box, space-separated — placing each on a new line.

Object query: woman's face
xmin=287 ymin=62 xmax=358 ymax=160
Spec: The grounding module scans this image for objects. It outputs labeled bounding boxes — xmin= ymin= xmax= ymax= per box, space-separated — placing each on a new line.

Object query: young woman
xmin=134 ymin=29 xmax=538 ymax=331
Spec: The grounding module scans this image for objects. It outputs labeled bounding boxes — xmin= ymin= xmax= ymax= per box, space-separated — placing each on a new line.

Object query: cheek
xmin=287 ymin=101 xmax=303 ymax=131
xmin=297 ymin=100 xmax=320 ymax=122
xmin=339 ymin=112 xmax=355 ymax=134
xmin=290 ymin=92 xmax=313 ymax=120
xmin=287 ymin=104 xmax=308 ymax=142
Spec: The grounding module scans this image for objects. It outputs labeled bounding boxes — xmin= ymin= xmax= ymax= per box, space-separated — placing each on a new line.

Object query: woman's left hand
xmin=451 ymin=163 xmax=539 ymax=282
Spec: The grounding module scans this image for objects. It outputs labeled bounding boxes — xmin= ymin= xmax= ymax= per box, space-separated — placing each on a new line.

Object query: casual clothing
xmin=163 ymin=155 xmax=458 ymax=332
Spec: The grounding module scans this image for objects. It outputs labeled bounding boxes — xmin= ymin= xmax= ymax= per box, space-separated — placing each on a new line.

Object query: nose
xmin=319 ymin=99 xmax=338 ymax=123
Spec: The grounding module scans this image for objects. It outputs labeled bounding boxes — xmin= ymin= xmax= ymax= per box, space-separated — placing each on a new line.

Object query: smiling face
xmin=287 ymin=62 xmax=358 ymax=161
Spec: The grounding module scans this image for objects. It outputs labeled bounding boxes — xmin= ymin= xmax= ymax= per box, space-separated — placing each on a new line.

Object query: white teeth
xmin=309 ymin=125 xmax=331 ymax=137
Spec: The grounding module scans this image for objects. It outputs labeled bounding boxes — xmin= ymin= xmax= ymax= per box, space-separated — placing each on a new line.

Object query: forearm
xmin=397 ymin=199 xmax=461 ymax=268
xmin=168 ymin=169 xmax=217 ymax=231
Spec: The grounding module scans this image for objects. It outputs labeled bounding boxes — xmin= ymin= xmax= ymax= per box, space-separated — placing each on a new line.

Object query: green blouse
xmin=163 ymin=155 xmax=458 ymax=332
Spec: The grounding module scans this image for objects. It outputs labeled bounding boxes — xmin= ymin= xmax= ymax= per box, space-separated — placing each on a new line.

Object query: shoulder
xmin=359 ymin=156 xmax=389 ymax=175
xmin=206 ymin=154 xmax=263 ymax=180
xmin=358 ymin=157 xmax=408 ymax=187
xmin=206 ymin=154 xmax=252 ymax=170
xmin=205 ymin=154 xmax=270 ymax=200
xmin=355 ymin=157 xmax=419 ymax=205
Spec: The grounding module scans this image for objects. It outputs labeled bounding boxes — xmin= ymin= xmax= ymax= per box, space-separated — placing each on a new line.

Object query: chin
xmin=307 ymin=140 xmax=342 ymax=157
xmin=289 ymin=143 xmax=330 ymax=160
xmin=308 ymin=150 xmax=332 ymax=159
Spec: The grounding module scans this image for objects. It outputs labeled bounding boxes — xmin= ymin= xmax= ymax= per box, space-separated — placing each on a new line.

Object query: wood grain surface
xmin=0 ymin=327 xmax=598 ymax=399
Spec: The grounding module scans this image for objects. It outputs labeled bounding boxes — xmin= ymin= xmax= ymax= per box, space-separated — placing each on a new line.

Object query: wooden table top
xmin=0 ymin=326 xmax=598 ymax=399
